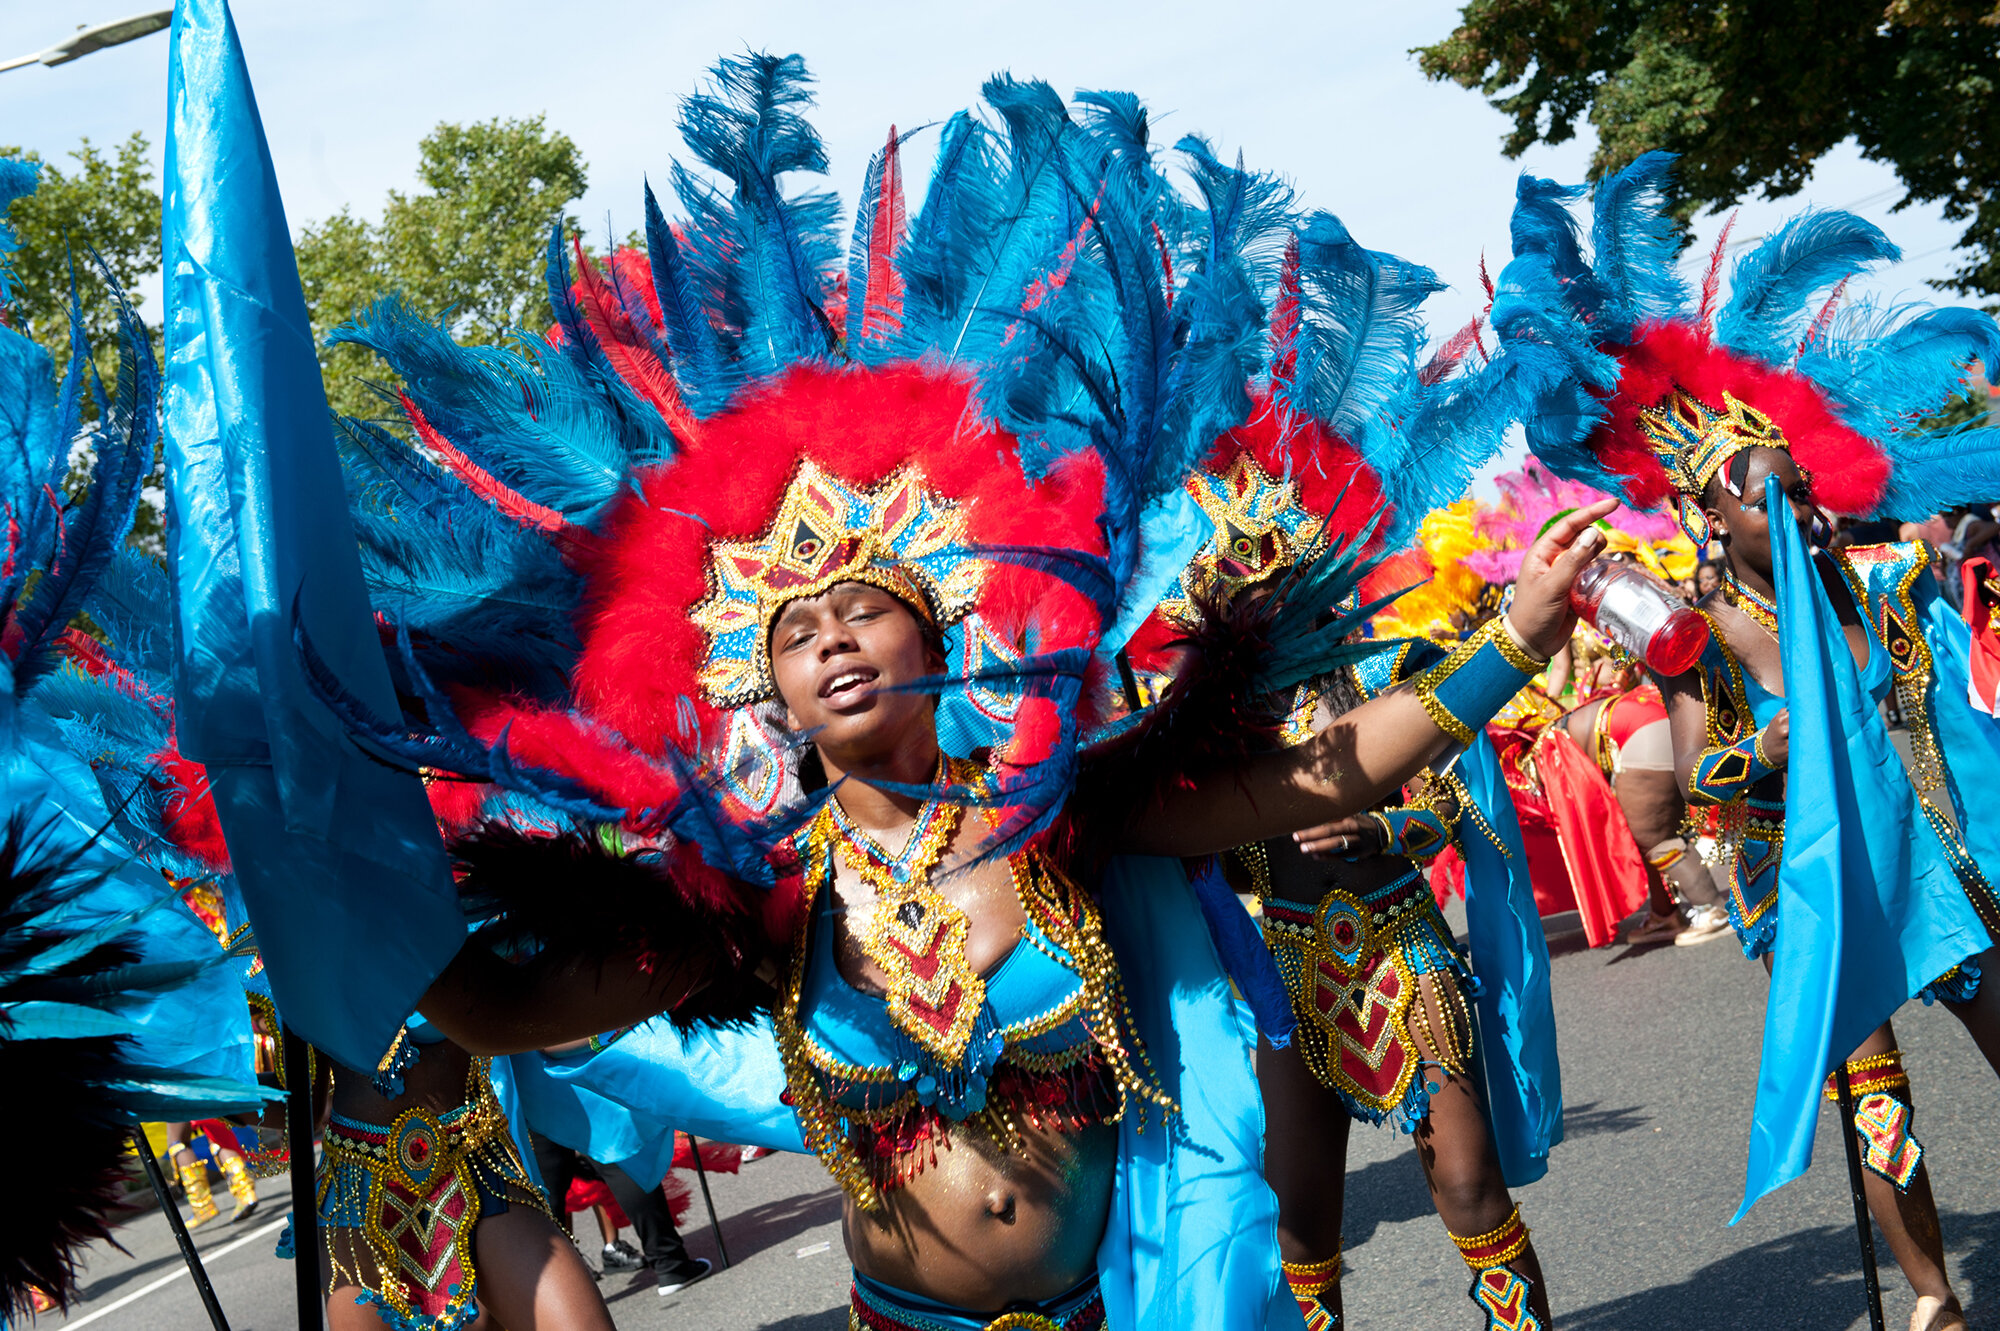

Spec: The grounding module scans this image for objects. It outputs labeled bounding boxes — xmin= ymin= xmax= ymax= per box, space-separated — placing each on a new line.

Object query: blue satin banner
xmin=1458 ymin=732 xmax=1563 ymax=1188
xmin=1736 ymin=475 xmax=1988 ymax=1220
xmin=161 ymin=0 xmax=460 ymax=1071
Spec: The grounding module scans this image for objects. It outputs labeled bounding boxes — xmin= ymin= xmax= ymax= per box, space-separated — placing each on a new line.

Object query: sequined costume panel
xmin=1689 ymin=614 xmax=1803 ymax=959
xmin=773 ymin=806 xmax=1171 ymax=1212
xmin=1257 ymin=851 xmax=1478 ymax=1128
xmin=316 ymin=1057 xmax=550 ymax=1331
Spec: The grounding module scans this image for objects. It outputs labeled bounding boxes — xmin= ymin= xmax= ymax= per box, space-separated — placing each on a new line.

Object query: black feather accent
xmin=0 ymin=1037 xmax=137 ymax=1315
xmin=449 ymin=824 xmax=775 ymax=1031
xmin=1060 ymin=585 xmax=1288 ymax=869
xmin=0 ymin=815 xmax=142 ymax=1313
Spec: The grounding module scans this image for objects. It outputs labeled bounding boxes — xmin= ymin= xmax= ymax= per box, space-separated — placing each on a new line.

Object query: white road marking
xmin=61 ymin=1214 xmax=291 ymax=1329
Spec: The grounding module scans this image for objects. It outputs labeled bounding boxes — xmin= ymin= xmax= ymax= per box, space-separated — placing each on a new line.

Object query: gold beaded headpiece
xmin=1153 ymin=452 xmax=1326 ymax=629
xmin=689 ymin=460 xmax=982 ymax=707
xmin=1639 ymin=389 xmax=1790 ymax=545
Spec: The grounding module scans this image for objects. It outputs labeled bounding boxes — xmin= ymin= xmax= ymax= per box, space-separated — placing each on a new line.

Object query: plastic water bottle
xmin=1568 ymin=559 xmax=1710 ymax=676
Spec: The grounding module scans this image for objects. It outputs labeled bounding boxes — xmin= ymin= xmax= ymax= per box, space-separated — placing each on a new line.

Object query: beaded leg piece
xmin=1450 ymin=1206 xmax=1543 ymax=1331
xmin=170 ymin=1144 xmax=218 ymax=1228
xmin=1824 ymin=1050 xmax=1923 ymax=1190
xmin=220 ymin=1153 xmax=261 ymax=1222
xmin=1283 ymin=1252 xmax=1342 ymax=1329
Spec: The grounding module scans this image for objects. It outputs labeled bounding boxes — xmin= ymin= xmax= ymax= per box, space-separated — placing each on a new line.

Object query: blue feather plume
xmin=1589 ymin=150 xmax=1688 ymax=341
xmin=331 ymin=296 xmax=633 ymax=526
xmin=0 ymin=156 xmax=39 ymax=304
xmin=542 ymin=225 xmax=680 ymax=465
xmin=1281 ymin=213 xmax=1444 ymax=444
xmin=1716 ymin=210 xmax=1897 ymax=366
xmin=641 ymin=178 xmax=740 ymax=413
xmin=673 ymin=52 xmax=841 ymax=378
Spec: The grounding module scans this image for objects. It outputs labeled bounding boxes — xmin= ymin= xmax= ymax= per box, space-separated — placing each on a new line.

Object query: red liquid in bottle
xmin=1568 ymin=559 xmax=1710 ymax=676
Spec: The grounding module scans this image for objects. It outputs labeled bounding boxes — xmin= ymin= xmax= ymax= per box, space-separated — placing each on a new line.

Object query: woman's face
xmin=1705 ymin=447 xmax=1813 ymax=583
xmin=1695 ymin=563 xmax=1721 ymax=596
xmin=769 ymin=582 xmax=942 ymax=764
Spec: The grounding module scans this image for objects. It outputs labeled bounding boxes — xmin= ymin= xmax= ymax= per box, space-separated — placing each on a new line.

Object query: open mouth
xmin=818 ymin=665 xmax=880 ymax=704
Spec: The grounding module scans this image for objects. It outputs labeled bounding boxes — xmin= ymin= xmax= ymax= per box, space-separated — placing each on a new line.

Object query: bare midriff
xmin=842 ymin=1117 xmax=1117 ymax=1312
xmin=822 ymin=836 xmax=1117 ymax=1312
xmin=328 ymin=1034 xmax=473 ymax=1123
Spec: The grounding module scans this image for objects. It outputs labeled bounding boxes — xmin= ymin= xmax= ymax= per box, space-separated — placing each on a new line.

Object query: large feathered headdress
xmin=1123 ymin=213 xmax=1542 ymax=671
xmin=315 ymin=55 xmax=1303 ymax=882
xmin=1492 ymin=151 xmax=2000 ymax=543
xmin=0 ymin=178 xmax=264 ymax=1315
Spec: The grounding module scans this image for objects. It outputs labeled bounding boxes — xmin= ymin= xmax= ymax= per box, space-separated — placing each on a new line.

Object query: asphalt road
xmin=44 ymin=912 xmax=2000 ymax=1330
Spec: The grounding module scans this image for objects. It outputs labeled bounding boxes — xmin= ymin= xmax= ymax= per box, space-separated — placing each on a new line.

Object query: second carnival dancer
xmin=1122 ymin=231 xmax=1562 ymax=1328
xmin=258 ymin=58 xmax=1615 ymax=1331
xmin=1494 ymin=150 xmax=2000 ymax=1331
xmin=0 ymin=160 xmax=266 ymax=1318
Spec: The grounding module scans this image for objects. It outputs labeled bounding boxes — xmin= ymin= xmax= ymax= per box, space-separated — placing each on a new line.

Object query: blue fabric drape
xmin=1736 ymin=476 xmax=1990 ymax=1220
xmin=1096 ymin=854 xmax=1300 ymax=1331
xmin=1457 ymin=734 xmax=1563 ymax=1187
xmin=1188 ymin=858 xmax=1296 ymax=1048
xmin=544 ymin=1016 xmax=808 ymax=1156
xmin=161 ymin=0 xmax=460 ymax=1072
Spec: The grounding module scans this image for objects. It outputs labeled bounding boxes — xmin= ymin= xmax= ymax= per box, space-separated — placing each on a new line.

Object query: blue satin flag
xmin=1736 ymin=475 xmax=1989 ymax=1220
xmin=161 ymin=0 xmax=460 ymax=1071
xmin=1457 ymin=734 xmax=1563 ymax=1188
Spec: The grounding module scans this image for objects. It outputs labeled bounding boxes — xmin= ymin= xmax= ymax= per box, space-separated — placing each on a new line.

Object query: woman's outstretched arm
xmin=1118 ymin=500 xmax=1614 ymax=857
xmin=419 ymin=943 xmax=712 ymax=1056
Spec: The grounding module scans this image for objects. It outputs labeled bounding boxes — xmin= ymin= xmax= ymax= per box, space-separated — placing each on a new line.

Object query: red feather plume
xmin=1589 ymin=320 xmax=1888 ymax=513
xmin=570 ymin=239 xmax=701 ymax=441
xmin=400 ymin=393 xmax=592 ymax=556
xmin=860 ymin=127 xmax=907 ymax=341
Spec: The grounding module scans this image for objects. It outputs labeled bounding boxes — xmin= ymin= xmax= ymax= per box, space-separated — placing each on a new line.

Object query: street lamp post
xmin=0 ymin=10 xmax=174 ymax=74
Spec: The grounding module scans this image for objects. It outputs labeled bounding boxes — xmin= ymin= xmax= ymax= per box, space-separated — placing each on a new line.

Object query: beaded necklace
xmin=825 ymin=759 xmax=984 ymax=1066
xmin=771 ymin=755 xmax=1175 ymax=1211
xmin=1722 ymin=568 xmax=1780 ymax=637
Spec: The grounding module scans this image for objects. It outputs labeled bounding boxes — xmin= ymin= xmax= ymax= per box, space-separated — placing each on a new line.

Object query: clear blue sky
xmin=0 ymin=1 xmax=1976 ymax=487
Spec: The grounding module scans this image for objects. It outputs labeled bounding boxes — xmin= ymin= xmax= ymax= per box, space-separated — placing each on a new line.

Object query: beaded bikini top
xmin=770 ymin=762 xmax=1172 ymax=1211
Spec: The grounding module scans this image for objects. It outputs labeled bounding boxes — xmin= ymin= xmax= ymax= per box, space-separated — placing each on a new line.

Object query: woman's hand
xmin=1760 ymin=709 xmax=1790 ymax=767
xmin=1292 ymin=816 xmax=1384 ymax=860
xmin=1506 ymin=499 xmax=1617 ymax=658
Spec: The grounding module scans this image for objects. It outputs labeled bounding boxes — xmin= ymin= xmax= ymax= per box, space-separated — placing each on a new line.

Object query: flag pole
xmin=130 ymin=1128 xmax=233 ymax=1331
xmin=1834 ymin=1064 xmax=1886 ymax=1331
xmin=283 ymin=1027 xmax=320 ymax=1330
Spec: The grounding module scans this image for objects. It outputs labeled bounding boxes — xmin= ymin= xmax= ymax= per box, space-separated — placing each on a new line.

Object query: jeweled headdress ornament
xmin=1491 ymin=151 xmax=2000 ymax=539
xmin=1151 ymin=451 xmax=1327 ymax=630
xmin=1639 ymin=390 xmax=1790 ymax=544
xmin=690 ymin=461 xmax=981 ymax=707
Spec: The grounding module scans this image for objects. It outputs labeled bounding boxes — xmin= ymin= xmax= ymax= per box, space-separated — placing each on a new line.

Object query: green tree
xmin=1 ymin=133 xmax=165 ymax=550
xmin=0 ymin=132 xmax=161 ymax=375
xmin=295 ymin=114 xmax=589 ymax=419
xmin=1417 ymin=1 xmax=2000 ymax=296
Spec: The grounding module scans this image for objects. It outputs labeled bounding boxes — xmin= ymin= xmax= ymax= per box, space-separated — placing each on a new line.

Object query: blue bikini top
xmin=795 ymin=891 xmax=1096 ymax=1117
xmin=1706 ymin=608 xmax=1891 ymax=729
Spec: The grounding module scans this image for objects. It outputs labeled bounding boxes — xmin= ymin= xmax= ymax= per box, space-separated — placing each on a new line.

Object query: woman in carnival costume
xmin=1492 ymin=150 xmax=2000 ymax=1331
xmin=0 ymin=160 xmax=264 ymax=1318
xmin=1121 ymin=224 xmax=1566 ymax=1328
xmin=282 ymin=57 xmax=1611 ymax=1331
xmin=1470 ymin=463 xmax=1730 ymax=946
